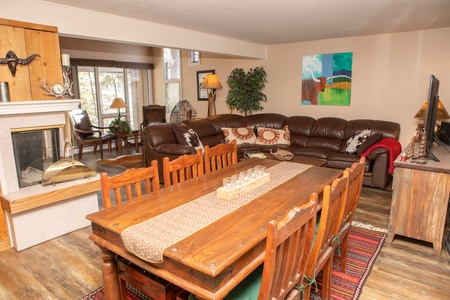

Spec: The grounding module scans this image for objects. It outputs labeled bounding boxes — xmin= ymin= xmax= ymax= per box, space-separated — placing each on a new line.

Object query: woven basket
xmin=270 ymin=148 xmax=294 ymax=161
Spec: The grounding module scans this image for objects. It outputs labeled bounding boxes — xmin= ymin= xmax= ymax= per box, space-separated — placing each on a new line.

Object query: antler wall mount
xmin=0 ymin=50 xmax=40 ymax=77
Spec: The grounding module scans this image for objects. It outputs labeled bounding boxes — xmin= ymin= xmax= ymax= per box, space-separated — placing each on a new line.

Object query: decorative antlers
xmin=0 ymin=50 xmax=40 ymax=77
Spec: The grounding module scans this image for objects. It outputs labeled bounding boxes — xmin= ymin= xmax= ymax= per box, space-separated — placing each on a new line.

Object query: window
xmin=189 ymin=51 xmax=200 ymax=65
xmin=72 ymin=59 xmax=153 ymax=132
xmin=163 ymin=48 xmax=181 ymax=121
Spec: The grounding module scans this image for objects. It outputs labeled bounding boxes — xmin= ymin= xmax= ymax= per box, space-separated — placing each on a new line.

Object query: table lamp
xmin=414 ymin=99 xmax=450 ymax=120
xmin=201 ymin=74 xmax=223 ymax=116
xmin=110 ymin=97 xmax=127 ymax=118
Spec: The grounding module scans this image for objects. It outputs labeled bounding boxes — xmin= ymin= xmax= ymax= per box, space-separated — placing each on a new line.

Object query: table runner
xmin=121 ymin=162 xmax=312 ymax=263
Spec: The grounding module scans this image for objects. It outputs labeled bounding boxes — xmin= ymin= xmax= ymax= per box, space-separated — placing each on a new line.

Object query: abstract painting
xmin=301 ymin=52 xmax=353 ymax=106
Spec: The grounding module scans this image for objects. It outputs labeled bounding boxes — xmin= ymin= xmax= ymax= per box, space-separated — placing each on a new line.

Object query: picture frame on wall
xmin=197 ymin=70 xmax=215 ymax=100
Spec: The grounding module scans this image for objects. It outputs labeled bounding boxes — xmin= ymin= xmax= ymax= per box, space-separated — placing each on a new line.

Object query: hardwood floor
xmin=0 ymin=148 xmax=449 ymax=299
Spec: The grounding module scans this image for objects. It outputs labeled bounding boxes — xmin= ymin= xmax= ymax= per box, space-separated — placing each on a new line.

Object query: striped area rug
xmin=81 ymin=225 xmax=386 ymax=300
xmin=310 ymin=225 xmax=386 ymax=300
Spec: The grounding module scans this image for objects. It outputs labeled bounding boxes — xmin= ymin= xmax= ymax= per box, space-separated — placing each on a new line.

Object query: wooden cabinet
xmin=387 ymin=146 xmax=450 ymax=256
xmin=0 ymin=18 xmax=63 ymax=101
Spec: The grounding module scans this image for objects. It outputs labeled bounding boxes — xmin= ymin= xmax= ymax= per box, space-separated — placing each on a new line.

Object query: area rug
xmin=81 ymin=225 xmax=386 ymax=300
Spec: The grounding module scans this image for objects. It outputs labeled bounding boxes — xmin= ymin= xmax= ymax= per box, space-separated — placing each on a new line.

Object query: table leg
xmin=98 ymin=244 xmax=121 ymax=300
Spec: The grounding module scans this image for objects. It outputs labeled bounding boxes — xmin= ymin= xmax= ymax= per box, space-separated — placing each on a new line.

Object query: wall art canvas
xmin=301 ymin=52 xmax=353 ymax=106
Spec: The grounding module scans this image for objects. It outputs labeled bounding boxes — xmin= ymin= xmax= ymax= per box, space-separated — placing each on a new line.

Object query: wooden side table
xmin=116 ymin=130 xmax=140 ymax=154
xmin=387 ymin=146 xmax=450 ymax=256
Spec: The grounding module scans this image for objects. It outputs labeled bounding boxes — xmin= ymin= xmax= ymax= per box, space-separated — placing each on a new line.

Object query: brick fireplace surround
xmin=0 ymin=100 xmax=100 ymax=251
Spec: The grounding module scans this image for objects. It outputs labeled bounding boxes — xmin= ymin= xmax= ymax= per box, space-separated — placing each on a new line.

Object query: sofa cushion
xmin=284 ymin=116 xmax=315 ymax=148
xmin=245 ymin=113 xmax=287 ymax=129
xmin=222 ymin=126 xmax=257 ymax=145
xmin=255 ymin=125 xmax=290 ymax=145
xmin=345 ymin=129 xmax=371 ymax=154
xmin=357 ymin=132 xmax=383 ymax=156
xmin=173 ymin=123 xmax=190 ymax=145
xmin=308 ymin=117 xmax=347 ymax=152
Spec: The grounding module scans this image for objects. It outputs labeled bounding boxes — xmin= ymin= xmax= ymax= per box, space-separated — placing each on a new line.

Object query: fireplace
xmin=0 ymin=100 xmax=80 ymax=193
xmin=12 ymin=127 xmax=61 ymax=188
xmin=0 ymin=100 xmax=101 ymax=251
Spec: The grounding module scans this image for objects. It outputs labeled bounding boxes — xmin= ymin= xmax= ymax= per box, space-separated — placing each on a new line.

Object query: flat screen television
xmin=424 ymin=74 xmax=441 ymax=162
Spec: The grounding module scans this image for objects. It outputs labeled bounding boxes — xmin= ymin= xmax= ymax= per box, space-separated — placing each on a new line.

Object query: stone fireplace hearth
xmin=0 ymin=100 xmax=101 ymax=251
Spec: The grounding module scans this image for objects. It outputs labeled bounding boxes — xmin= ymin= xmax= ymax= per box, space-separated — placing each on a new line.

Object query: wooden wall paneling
xmin=25 ymin=29 xmax=63 ymax=100
xmin=0 ymin=25 xmax=32 ymax=101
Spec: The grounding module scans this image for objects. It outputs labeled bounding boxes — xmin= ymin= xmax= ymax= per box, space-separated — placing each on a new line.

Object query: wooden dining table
xmin=86 ymin=158 xmax=342 ymax=300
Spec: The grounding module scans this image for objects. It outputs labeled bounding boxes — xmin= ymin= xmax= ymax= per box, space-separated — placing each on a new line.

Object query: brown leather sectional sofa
xmin=142 ymin=113 xmax=400 ymax=189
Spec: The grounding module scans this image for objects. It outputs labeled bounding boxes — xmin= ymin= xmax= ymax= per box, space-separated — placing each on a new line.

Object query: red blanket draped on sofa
xmin=360 ymin=138 xmax=402 ymax=174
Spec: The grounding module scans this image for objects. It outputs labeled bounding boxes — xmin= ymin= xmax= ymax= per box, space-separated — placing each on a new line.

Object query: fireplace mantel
xmin=0 ymin=100 xmax=81 ymax=116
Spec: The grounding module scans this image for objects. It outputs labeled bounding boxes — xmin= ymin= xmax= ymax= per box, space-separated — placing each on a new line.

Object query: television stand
xmin=387 ymin=146 xmax=450 ymax=256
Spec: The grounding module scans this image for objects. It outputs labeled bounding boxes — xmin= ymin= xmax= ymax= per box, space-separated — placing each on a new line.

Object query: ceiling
xmin=44 ymin=0 xmax=450 ymax=45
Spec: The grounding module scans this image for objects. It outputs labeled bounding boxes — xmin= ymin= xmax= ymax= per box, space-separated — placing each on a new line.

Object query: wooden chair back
xmin=304 ymin=173 xmax=349 ymax=300
xmin=100 ymin=160 xmax=160 ymax=209
xmin=163 ymin=149 xmax=204 ymax=187
xmin=338 ymin=156 xmax=366 ymax=272
xmin=259 ymin=201 xmax=317 ymax=300
xmin=342 ymin=156 xmax=366 ymax=226
xmin=203 ymin=140 xmax=237 ymax=174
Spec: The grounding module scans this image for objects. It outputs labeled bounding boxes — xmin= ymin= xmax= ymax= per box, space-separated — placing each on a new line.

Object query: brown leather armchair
xmin=141 ymin=104 xmax=166 ymax=129
xmin=68 ymin=109 xmax=117 ymax=159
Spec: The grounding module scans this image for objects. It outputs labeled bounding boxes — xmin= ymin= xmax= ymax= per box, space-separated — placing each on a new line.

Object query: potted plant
xmin=226 ymin=66 xmax=268 ymax=116
xmin=109 ymin=116 xmax=132 ymax=134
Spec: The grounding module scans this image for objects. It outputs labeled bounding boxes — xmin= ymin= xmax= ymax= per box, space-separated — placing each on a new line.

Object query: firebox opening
xmin=12 ymin=127 xmax=61 ymax=188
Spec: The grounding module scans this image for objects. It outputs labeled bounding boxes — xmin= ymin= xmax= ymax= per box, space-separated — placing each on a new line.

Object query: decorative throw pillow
xmin=255 ymin=125 xmax=290 ymax=145
xmin=345 ymin=129 xmax=372 ymax=154
xmin=183 ymin=129 xmax=204 ymax=151
xmin=357 ymin=132 xmax=383 ymax=156
xmin=222 ymin=126 xmax=257 ymax=145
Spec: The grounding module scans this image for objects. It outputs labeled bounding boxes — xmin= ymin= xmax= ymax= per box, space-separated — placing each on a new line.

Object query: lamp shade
xmin=202 ymin=74 xmax=223 ymax=89
xmin=414 ymin=99 xmax=450 ymax=120
xmin=110 ymin=97 xmax=127 ymax=109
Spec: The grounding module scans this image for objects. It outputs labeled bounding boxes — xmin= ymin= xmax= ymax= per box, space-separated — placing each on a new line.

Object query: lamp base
xmin=207 ymin=92 xmax=216 ymax=117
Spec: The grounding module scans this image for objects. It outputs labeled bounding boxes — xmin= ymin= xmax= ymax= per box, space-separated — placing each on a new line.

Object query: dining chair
xmin=100 ymin=159 xmax=183 ymax=299
xmin=68 ymin=109 xmax=117 ymax=159
xmin=210 ymin=200 xmax=317 ymax=300
xmin=338 ymin=156 xmax=366 ymax=272
xmin=303 ymin=173 xmax=349 ymax=300
xmin=100 ymin=160 xmax=160 ymax=209
xmin=203 ymin=140 xmax=238 ymax=174
xmin=162 ymin=149 xmax=204 ymax=187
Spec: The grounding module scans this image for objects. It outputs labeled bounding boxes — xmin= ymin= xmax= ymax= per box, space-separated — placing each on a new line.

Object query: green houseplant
xmin=109 ymin=116 xmax=132 ymax=134
xmin=226 ymin=66 xmax=268 ymax=116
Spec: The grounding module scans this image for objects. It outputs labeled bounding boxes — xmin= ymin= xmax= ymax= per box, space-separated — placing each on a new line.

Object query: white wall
xmin=219 ymin=28 xmax=450 ymax=148
xmin=35 ymin=28 xmax=450 ymax=149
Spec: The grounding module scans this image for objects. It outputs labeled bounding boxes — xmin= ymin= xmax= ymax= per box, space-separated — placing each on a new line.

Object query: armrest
xmin=73 ymin=128 xmax=102 ymax=135
xmin=364 ymin=147 xmax=389 ymax=160
xmin=92 ymin=125 xmax=115 ymax=131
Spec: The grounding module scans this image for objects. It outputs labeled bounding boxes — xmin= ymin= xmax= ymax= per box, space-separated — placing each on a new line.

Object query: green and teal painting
xmin=302 ymin=52 xmax=353 ymax=106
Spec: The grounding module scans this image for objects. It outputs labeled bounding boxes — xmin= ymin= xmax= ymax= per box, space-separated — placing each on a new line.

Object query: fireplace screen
xmin=12 ymin=128 xmax=60 ymax=188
